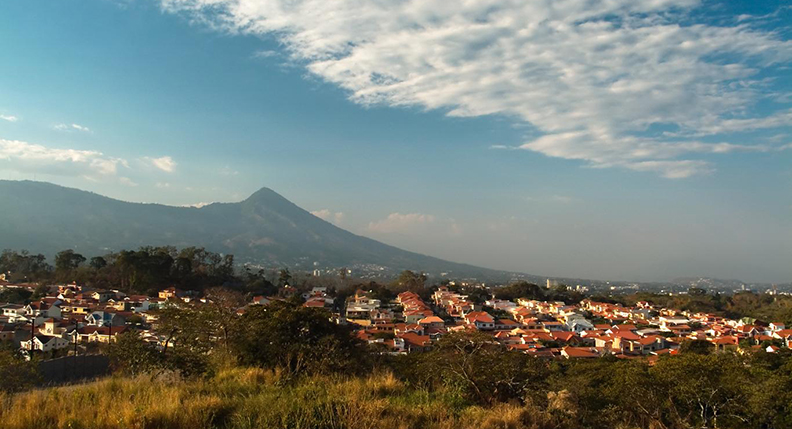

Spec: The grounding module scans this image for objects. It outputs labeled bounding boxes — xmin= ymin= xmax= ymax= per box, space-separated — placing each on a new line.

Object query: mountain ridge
xmin=0 ymin=180 xmax=515 ymax=279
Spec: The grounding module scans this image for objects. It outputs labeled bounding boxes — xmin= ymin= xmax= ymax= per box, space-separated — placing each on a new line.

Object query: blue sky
xmin=0 ymin=0 xmax=790 ymax=283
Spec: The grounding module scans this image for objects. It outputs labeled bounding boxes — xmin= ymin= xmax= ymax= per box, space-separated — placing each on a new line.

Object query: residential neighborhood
xmin=3 ymin=275 xmax=791 ymax=365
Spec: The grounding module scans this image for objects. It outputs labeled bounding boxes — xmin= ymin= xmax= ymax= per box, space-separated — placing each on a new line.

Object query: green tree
xmin=105 ymin=332 xmax=163 ymax=376
xmin=278 ymin=267 xmax=292 ymax=287
xmin=391 ymin=270 xmax=427 ymax=293
xmin=418 ymin=330 xmax=548 ymax=405
xmin=0 ymin=348 xmax=40 ymax=393
xmin=679 ymin=339 xmax=714 ymax=355
xmin=243 ymin=267 xmax=277 ymax=296
xmin=0 ymin=288 xmax=32 ymax=304
xmin=233 ymin=301 xmax=364 ymax=378
xmin=89 ymin=256 xmax=107 ymax=270
xmin=494 ymin=281 xmax=544 ymax=301
xmin=155 ymin=305 xmax=214 ymax=376
xmin=30 ymin=284 xmax=50 ymax=300
xmin=0 ymin=249 xmax=51 ymax=282
xmin=55 ymin=250 xmax=86 ymax=276
xmin=652 ymin=353 xmax=751 ymax=428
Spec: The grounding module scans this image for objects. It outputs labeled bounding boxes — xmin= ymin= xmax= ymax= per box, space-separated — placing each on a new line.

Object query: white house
xmin=21 ymin=335 xmax=70 ymax=352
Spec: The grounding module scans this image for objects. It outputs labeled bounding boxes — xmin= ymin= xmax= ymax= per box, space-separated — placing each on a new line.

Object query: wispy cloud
xmin=54 ymin=123 xmax=91 ymax=132
xmin=118 ymin=177 xmax=138 ymax=187
xmin=161 ymin=0 xmax=792 ymax=178
xmin=219 ymin=165 xmax=239 ymax=176
xmin=0 ymin=138 xmax=126 ymax=178
xmin=252 ymin=49 xmax=279 ymax=59
xmin=367 ymin=212 xmax=436 ymax=234
xmin=144 ymin=156 xmax=177 ymax=173
xmin=311 ymin=209 xmax=345 ymax=225
xmin=0 ymin=114 xmax=18 ymax=122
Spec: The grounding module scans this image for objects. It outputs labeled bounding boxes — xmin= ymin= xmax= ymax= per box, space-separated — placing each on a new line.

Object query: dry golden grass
xmin=0 ymin=368 xmax=567 ymax=429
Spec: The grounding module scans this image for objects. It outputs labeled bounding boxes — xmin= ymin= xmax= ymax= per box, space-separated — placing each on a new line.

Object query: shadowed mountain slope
xmin=0 ymin=180 xmax=512 ymax=278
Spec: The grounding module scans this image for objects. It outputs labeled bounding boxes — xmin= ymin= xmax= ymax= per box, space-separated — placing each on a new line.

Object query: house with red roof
xmin=464 ymin=311 xmax=495 ymax=330
xmin=418 ymin=316 xmax=445 ymax=329
xmin=398 ymin=332 xmax=432 ymax=352
xmin=561 ymin=346 xmax=601 ymax=359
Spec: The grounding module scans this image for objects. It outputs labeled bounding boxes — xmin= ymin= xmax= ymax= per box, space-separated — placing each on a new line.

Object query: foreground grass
xmin=0 ymin=368 xmax=564 ymax=429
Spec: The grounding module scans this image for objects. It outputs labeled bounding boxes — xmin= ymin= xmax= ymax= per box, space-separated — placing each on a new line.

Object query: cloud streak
xmin=367 ymin=212 xmax=435 ymax=234
xmin=161 ymin=0 xmax=792 ymax=178
xmin=0 ymin=138 xmax=126 ymax=178
xmin=144 ymin=156 xmax=177 ymax=172
xmin=0 ymin=115 xmax=18 ymax=122
xmin=55 ymin=123 xmax=91 ymax=132
xmin=311 ymin=209 xmax=346 ymax=225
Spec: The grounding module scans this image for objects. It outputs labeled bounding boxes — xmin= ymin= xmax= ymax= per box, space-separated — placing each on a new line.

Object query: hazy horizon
xmin=1 ymin=1 xmax=790 ymax=283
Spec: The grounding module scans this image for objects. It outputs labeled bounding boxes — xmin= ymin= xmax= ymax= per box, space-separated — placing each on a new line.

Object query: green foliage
xmin=155 ymin=305 xmax=215 ymax=376
xmin=30 ymin=283 xmax=50 ymax=300
xmin=89 ymin=256 xmax=107 ymax=270
xmin=0 ymin=287 xmax=32 ymax=304
xmin=410 ymin=331 xmax=549 ymax=405
xmin=653 ymin=353 xmax=752 ymax=428
xmin=242 ymin=267 xmax=278 ymax=296
xmin=278 ymin=267 xmax=292 ymax=287
xmin=391 ymin=270 xmax=428 ymax=296
xmin=679 ymin=339 xmax=715 ymax=355
xmin=0 ymin=249 xmax=51 ymax=282
xmin=463 ymin=287 xmax=490 ymax=304
xmin=494 ymin=281 xmax=583 ymax=304
xmin=0 ymin=348 xmax=40 ymax=393
xmin=494 ymin=281 xmax=544 ymax=301
xmin=233 ymin=301 xmax=365 ymax=377
xmin=54 ymin=249 xmax=86 ymax=279
xmin=105 ymin=331 xmax=163 ymax=376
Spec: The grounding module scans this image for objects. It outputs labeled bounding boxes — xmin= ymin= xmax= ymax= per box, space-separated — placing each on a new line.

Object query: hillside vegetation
xmin=0 ymin=368 xmax=566 ymax=429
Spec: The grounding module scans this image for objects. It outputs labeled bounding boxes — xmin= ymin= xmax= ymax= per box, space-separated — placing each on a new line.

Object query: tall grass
xmin=0 ymin=368 xmax=568 ymax=429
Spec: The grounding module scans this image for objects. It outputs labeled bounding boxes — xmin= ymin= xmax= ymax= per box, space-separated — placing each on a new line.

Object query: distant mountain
xmin=0 ymin=180 xmax=514 ymax=279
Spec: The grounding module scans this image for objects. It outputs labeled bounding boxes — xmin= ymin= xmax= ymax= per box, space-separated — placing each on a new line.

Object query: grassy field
xmin=0 ymin=367 xmax=566 ymax=429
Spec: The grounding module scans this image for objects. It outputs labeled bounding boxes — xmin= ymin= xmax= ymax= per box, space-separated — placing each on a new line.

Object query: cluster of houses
xmin=0 ymin=283 xmax=200 ymax=356
xmin=3 ymin=279 xmax=791 ymax=362
xmin=345 ymin=286 xmax=792 ymax=360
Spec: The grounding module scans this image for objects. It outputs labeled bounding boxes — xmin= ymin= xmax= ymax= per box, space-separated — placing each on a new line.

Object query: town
xmin=3 ymin=275 xmax=790 ymax=363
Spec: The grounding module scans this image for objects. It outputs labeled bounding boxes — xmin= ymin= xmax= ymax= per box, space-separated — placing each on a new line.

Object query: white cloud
xmin=367 ymin=212 xmax=436 ymax=234
xmin=219 ymin=165 xmax=239 ymax=176
xmin=311 ymin=209 xmax=345 ymax=225
xmin=155 ymin=182 xmax=171 ymax=188
xmin=119 ymin=177 xmax=138 ymax=187
xmin=0 ymin=138 xmax=127 ymax=178
xmin=0 ymin=115 xmax=18 ymax=122
xmin=161 ymin=0 xmax=792 ymax=178
xmin=252 ymin=49 xmax=278 ymax=59
xmin=144 ymin=156 xmax=177 ymax=172
xmin=54 ymin=123 xmax=91 ymax=132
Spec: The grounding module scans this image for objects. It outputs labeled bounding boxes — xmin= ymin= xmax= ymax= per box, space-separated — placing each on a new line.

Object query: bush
xmin=233 ymin=301 xmax=367 ymax=377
